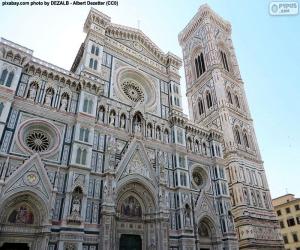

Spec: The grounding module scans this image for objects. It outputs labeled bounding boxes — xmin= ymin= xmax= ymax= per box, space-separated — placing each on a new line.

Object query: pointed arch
xmin=6 ymin=71 xmax=14 ymax=87
xmin=198 ymin=97 xmax=205 ymax=115
xmin=234 ymin=94 xmax=240 ymax=108
xmin=206 ymin=91 xmax=213 ymax=108
xmin=98 ymin=105 xmax=105 ymax=122
xmin=234 ymin=126 xmax=242 ymax=145
xmin=0 ymin=69 xmax=8 ymax=84
xmin=243 ymin=130 xmax=250 ymax=148
xmin=226 ymin=88 xmax=233 ymax=104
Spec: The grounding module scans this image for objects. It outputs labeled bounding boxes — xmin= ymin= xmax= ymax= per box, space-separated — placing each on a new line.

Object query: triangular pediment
xmin=106 ymin=24 xmax=167 ymax=65
xmin=116 ymin=139 xmax=157 ymax=184
xmin=3 ymin=153 xmax=53 ymax=200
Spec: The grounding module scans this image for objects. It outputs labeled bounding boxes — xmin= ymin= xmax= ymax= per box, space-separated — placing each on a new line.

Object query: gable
xmin=105 ymin=25 xmax=167 ymax=65
xmin=116 ymin=139 xmax=157 ymax=184
xmin=2 ymin=153 xmax=53 ymax=200
xmin=112 ymin=38 xmax=161 ymax=63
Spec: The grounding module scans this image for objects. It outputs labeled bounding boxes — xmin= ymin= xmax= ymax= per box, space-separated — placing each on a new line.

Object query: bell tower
xmin=179 ymin=5 xmax=284 ymax=249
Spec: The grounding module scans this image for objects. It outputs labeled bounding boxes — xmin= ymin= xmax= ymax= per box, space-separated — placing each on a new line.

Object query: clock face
xmin=24 ymin=171 xmax=39 ymax=186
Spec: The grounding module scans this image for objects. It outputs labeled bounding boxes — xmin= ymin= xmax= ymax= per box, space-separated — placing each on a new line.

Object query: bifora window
xmin=195 ymin=53 xmax=206 ymax=78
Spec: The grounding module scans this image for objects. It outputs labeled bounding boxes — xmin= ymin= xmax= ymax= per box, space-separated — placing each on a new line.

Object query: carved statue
xmin=109 ymin=112 xmax=115 ymax=126
xmin=71 ymin=196 xmax=81 ymax=217
xmin=147 ymin=126 xmax=152 ymax=137
xmin=184 ymin=207 xmax=191 ymax=227
xmin=44 ymin=90 xmax=53 ymax=106
xmin=120 ymin=115 xmax=126 ymax=129
xmin=99 ymin=108 xmax=105 ymax=122
xmin=60 ymin=97 xmax=68 ymax=112
xmin=29 ymin=84 xmax=37 ymax=100
xmin=134 ymin=121 xmax=141 ymax=133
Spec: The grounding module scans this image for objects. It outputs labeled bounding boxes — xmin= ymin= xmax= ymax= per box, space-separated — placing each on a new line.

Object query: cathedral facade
xmin=0 ymin=5 xmax=283 ymax=250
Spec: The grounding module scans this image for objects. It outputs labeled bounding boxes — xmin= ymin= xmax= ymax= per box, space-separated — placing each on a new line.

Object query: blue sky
xmin=0 ymin=0 xmax=299 ymax=198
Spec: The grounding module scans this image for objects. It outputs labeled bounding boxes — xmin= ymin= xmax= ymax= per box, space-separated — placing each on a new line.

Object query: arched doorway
xmin=115 ymin=182 xmax=157 ymax=250
xmin=119 ymin=234 xmax=142 ymax=250
xmin=197 ymin=217 xmax=219 ymax=249
xmin=0 ymin=193 xmax=50 ymax=250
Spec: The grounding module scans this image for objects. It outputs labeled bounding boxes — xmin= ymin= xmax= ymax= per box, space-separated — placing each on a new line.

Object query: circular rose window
xmin=121 ymin=80 xmax=145 ymax=103
xmin=193 ymin=171 xmax=204 ymax=186
xmin=25 ymin=130 xmax=50 ymax=152
xmin=192 ymin=167 xmax=207 ymax=189
xmin=17 ymin=119 xmax=61 ymax=156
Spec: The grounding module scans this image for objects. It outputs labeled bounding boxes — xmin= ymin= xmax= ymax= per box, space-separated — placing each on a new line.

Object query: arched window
xmin=79 ymin=128 xmax=84 ymax=141
xmin=234 ymin=95 xmax=240 ymax=108
xmin=243 ymin=133 xmax=250 ymax=148
xmin=0 ymin=102 xmax=4 ymax=116
xmin=81 ymin=149 xmax=87 ymax=165
xmin=195 ymin=52 xmax=206 ymax=78
xmin=6 ymin=71 xmax=14 ymax=87
xmin=227 ymin=90 xmax=233 ymax=104
xmin=187 ymin=137 xmax=192 ymax=151
xmin=76 ymin=148 xmax=82 ymax=164
xmin=83 ymin=98 xmax=89 ymax=112
xmin=198 ymin=98 xmax=204 ymax=115
xmin=220 ymin=50 xmax=229 ymax=72
xmin=88 ymin=100 xmax=93 ymax=113
xmin=206 ymin=91 xmax=213 ymax=108
xmin=95 ymin=47 xmax=99 ymax=56
xmin=84 ymin=129 xmax=89 ymax=142
xmin=89 ymin=58 xmax=93 ymax=69
xmin=234 ymin=128 xmax=241 ymax=145
xmin=0 ymin=69 xmax=8 ymax=85
xmin=91 ymin=45 xmax=95 ymax=54
xmin=76 ymin=147 xmax=87 ymax=165
xmin=93 ymin=60 xmax=98 ymax=70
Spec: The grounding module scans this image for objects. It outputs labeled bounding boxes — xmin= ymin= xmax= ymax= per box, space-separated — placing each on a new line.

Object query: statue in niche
xmin=60 ymin=96 xmax=68 ymax=112
xmin=184 ymin=204 xmax=191 ymax=227
xmin=70 ymin=195 xmax=81 ymax=217
xmin=134 ymin=121 xmax=141 ymax=133
xmin=147 ymin=150 xmax=155 ymax=165
xmin=120 ymin=115 xmax=126 ymax=129
xmin=44 ymin=88 xmax=53 ymax=106
xmin=147 ymin=125 xmax=152 ymax=137
xmin=28 ymin=84 xmax=37 ymax=100
xmin=98 ymin=107 xmax=105 ymax=122
xmin=109 ymin=112 xmax=115 ymax=126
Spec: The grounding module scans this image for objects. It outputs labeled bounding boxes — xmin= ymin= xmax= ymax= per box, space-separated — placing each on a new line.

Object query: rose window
xmin=25 ymin=130 xmax=50 ymax=152
xmin=193 ymin=171 xmax=203 ymax=186
xmin=17 ymin=119 xmax=61 ymax=156
xmin=121 ymin=80 xmax=145 ymax=103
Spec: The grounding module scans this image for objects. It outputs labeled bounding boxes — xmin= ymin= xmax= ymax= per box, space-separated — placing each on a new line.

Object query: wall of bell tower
xmin=179 ymin=4 xmax=284 ymax=249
